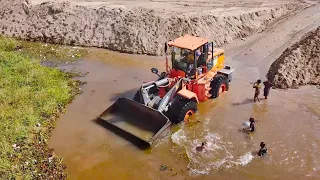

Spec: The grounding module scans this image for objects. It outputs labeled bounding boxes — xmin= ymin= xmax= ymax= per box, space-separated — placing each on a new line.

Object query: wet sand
xmin=48 ymin=3 xmax=320 ymax=180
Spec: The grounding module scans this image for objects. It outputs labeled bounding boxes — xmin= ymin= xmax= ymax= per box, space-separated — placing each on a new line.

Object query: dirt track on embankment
xmin=0 ymin=0 xmax=317 ymax=55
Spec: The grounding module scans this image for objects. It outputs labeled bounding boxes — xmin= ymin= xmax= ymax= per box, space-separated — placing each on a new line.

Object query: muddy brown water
xmin=49 ymin=4 xmax=320 ymax=180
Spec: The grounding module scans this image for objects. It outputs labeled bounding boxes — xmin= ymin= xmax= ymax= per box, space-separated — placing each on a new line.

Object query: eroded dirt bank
xmin=0 ymin=0 xmax=315 ymax=55
xmin=267 ymin=27 xmax=320 ymax=89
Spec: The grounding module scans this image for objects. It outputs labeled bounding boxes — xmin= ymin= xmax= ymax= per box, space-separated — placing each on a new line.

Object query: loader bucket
xmin=98 ymin=97 xmax=171 ymax=145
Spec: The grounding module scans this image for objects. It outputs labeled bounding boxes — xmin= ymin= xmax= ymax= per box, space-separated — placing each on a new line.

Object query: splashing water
xmin=171 ymin=129 xmax=254 ymax=176
xmin=235 ymin=152 xmax=254 ymax=166
xmin=171 ymin=129 xmax=187 ymax=145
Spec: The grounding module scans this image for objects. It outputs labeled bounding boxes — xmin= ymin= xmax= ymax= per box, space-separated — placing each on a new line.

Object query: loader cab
xmin=167 ymin=34 xmax=224 ymax=79
xmin=169 ymin=47 xmax=194 ymax=78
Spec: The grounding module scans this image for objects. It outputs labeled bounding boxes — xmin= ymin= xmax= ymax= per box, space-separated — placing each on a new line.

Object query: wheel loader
xmin=98 ymin=34 xmax=235 ymax=145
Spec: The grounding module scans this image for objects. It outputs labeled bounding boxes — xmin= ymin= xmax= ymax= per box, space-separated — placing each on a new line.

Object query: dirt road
xmin=48 ymin=2 xmax=320 ymax=180
xmin=1 ymin=0 xmax=314 ymax=55
xmin=31 ymin=0 xmax=308 ymax=13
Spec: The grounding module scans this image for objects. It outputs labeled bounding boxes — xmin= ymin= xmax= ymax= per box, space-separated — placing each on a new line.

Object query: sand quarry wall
xmin=0 ymin=0 xmax=312 ymax=55
xmin=267 ymin=27 xmax=320 ymax=89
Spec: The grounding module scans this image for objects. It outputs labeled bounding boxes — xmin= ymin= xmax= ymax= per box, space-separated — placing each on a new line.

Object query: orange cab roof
xmin=167 ymin=34 xmax=209 ymax=51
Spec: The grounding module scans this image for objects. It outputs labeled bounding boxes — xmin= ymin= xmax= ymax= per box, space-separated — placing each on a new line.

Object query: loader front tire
xmin=210 ymin=74 xmax=229 ymax=99
xmin=166 ymin=97 xmax=198 ymax=123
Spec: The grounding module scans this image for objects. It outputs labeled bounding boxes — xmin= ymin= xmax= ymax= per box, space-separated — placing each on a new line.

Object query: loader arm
xmin=140 ymin=78 xmax=170 ymax=105
xmin=157 ymin=78 xmax=183 ymax=112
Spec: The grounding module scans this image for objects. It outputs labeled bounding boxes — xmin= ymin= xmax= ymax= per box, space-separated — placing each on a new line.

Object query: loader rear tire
xmin=166 ymin=97 xmax=198 ymax=123
xmin=210 ymin=74 xmax=229 ymax=99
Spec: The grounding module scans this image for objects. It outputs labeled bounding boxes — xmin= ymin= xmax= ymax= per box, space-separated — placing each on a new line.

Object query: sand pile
xmin=0 ymin=0 xmax=312 ymax=55
xmin=267 ymin=27 xmax=320 ymax=89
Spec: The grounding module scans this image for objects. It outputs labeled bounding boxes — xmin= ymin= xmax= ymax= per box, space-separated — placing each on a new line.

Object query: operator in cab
xmin=185 ymin=49 xmax=201 ymax=78
xmin=185 ymin=49 xmax=201 ymax=62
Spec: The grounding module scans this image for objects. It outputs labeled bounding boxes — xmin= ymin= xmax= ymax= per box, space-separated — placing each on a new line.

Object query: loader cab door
xmin=206 ymin=57 xmax=214 ymax=71
xmin=204 ymin=42 xmax=224 ymax=72
xmin=197 ymin=43 xmax=209 ymax=67
xmin=195 ymin=42 xmax=213 ymax=75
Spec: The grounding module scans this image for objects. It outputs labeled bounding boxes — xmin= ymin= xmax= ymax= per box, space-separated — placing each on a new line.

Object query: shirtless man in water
xmin=253 ymin=80 xmax=262 ymax=102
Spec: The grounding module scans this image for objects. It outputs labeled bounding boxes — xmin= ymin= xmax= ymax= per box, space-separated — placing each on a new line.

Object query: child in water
xmin=253 ymin=80 xmax=262 ymax=102
xmin=196 ymin=142 xmax=207 ymax=152
xmin=258 ymin=142 xmax=267 ymax=156
xmin=243 ymin=118 xmax=255 ymax=132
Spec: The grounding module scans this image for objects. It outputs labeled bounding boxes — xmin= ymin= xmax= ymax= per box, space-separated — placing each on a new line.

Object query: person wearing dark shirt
xmin=244 ymin=118 xmax=255 ymax=132
xmin=258 ymin=142 xmax=267 ymax=156
xmin=263 ymin=80 xmax=274 ymax=99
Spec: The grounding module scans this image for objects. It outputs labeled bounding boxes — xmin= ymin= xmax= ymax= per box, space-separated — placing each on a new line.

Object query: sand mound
xmin=267 ymin=27 xmax=320 ymax=89
xmin=0 ymin=0 xmax=312 ymax=55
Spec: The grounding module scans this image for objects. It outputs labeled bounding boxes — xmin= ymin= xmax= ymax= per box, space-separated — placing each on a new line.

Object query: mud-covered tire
xmin=133 ymin=91 xmax=142 ymax=103
xmin=210 ymin=74 xmax=229 ymax=98
xmin=165 ymin=96 xmax=198 ymax=124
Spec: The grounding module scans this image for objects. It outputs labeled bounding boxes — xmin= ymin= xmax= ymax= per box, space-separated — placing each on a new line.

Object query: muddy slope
xmin=267 ymin=27 xmax=320 ymax=89
xmin=0 ymin=0 xmax=312 ymax=55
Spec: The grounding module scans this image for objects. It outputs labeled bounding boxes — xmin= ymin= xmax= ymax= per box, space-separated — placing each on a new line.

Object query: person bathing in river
xmin=258 ymin=142 xmax=267 ymax=156
xmin=253 ymin=79 xmax=262 ymax=102
xmin=263 ymin=80 xmax=274 ymax=99
xmin=196 ymin=142 xmax=207 ymax=152
xmin=243 ymin=118 xmax=255 ymax=132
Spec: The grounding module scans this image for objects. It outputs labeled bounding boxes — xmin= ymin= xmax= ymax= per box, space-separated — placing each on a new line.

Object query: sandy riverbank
xmin=268 ymin=27 xmax=320 ymax=89
xmin=0 ymin=0 xmax=315 ymax=55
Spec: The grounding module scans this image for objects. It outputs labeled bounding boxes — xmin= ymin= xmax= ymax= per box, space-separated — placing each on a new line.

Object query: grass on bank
xmin=0 ymin=36 xmax=86 ymax=179
xmin=0 ymin=35 xmax=88 ymax=63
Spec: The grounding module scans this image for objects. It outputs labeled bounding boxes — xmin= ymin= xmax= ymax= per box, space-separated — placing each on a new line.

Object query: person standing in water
xmin=258 ymin=142 xmax=267 ymax=156
xmin=263 ymin=80 xmax=274 ymax=99
xmin=253 ymin=80 xmax=262 ymax=102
